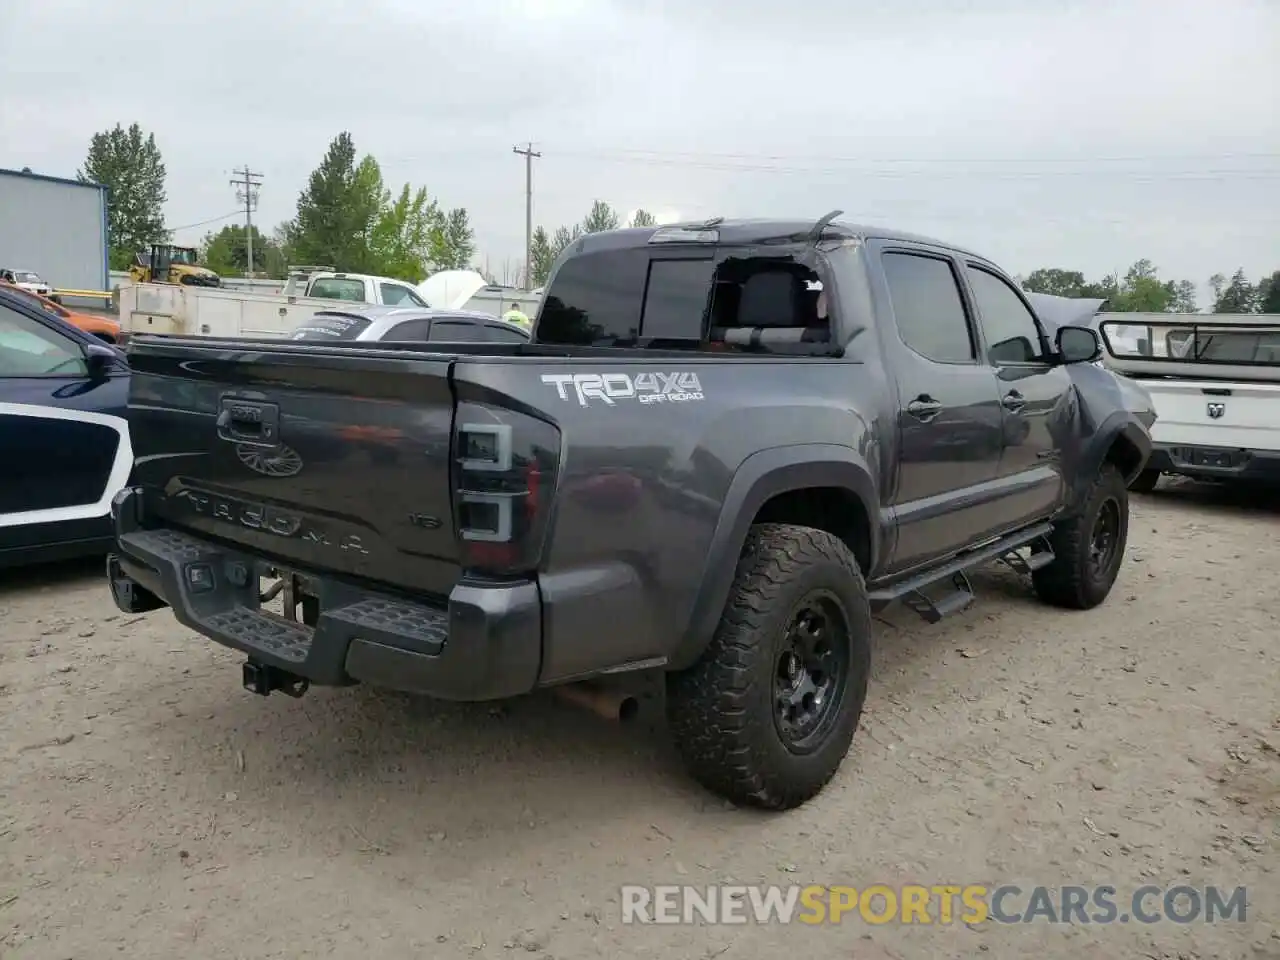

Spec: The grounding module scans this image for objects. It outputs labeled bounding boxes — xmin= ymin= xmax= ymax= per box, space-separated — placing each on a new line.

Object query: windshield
xmin=288 ymin=313 xmax=371 ymax=340
xmin=170 ymin=249 xmax=197 ymax=265
xmin=13 ymin=271 xmax=41 ymax=283
xmin=308 ymin=277 xmax=368 ymax=301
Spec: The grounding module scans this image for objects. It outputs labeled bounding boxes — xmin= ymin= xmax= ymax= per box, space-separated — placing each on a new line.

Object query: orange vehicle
xmin=0 ymin=281 xmax=122 ymax=344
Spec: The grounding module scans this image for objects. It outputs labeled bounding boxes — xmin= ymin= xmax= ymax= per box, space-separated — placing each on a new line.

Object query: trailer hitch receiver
xmin=242 ymin=660 xmax=310 ymax=698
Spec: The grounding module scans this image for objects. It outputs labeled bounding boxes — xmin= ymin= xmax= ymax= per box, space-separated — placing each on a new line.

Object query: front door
xmin=873 ymin=246 xmax=1006 ymax=574
xmin=961 ymin=263 xmax=1073 ymax=528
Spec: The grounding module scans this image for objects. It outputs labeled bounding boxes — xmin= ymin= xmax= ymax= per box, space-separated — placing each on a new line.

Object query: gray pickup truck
xmin=106 ymin=214 xmax=1155 ymax=810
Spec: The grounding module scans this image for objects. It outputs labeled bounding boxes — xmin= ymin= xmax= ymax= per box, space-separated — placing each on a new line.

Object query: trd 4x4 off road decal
xmin=540 ymin=372 xmax=704 ymax=407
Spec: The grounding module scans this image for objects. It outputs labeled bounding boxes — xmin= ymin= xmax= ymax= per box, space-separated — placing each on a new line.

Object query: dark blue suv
xmin=0 ymin=287 xmax=131 ymax=566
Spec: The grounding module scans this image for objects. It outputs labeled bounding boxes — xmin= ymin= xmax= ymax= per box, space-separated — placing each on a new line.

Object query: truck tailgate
xmin=126 ymin=338 xmax=461 ymax=597
xmin=1147 ymin=378 xmax=1280 ymax=451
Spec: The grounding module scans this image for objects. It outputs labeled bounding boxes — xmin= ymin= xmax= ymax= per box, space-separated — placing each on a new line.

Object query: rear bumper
xmin=1147 ymin=442 xmax=1280 ymax=483
xmin=107 ymin=487 xmax=542 ymax=701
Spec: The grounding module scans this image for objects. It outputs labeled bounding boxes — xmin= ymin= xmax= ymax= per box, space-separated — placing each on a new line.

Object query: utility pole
xmin=230 ymin=165 xmax=263 ymax=278
xmin=512 ymin=143 xmax=541 ymax=290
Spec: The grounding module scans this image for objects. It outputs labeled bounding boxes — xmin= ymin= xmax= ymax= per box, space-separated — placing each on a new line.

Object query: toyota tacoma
xmin=106 ymin=213 xmax=1155 ymax=809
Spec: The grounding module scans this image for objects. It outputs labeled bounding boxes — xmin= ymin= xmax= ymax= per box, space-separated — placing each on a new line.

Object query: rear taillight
xmin=453 ymin=404 xmax=560 ymax=575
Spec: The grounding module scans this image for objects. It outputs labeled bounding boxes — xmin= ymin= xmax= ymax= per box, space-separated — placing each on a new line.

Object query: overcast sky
xmin=2 ymin=0 xmax=1277 ymax=297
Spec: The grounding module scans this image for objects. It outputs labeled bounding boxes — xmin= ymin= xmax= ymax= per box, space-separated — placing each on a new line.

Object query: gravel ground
xmin=2 ymin=481 xmax=1277 ymax=960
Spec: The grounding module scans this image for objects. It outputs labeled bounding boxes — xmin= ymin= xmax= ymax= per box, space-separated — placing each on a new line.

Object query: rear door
xmin=0 ymin=298 xmax=130 ymax=545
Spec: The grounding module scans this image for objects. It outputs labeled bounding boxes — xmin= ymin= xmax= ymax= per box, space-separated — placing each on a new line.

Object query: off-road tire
xmin=1033 ymin=462 xmax=1129 ymax=610
xmin=1127 ymin=468 xmax=1160 ymax=494
xmin=666 ymin=523 xmax=872 ymax=810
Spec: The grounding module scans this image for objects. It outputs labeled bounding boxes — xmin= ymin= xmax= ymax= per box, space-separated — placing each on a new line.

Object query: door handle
xmin=1001 ymin=390 xmax=1026 ymax=413
xmin=906 ymin=395 xmax=943 ymax=423
xmin=217 ymin=399 xmax=280 ymax=447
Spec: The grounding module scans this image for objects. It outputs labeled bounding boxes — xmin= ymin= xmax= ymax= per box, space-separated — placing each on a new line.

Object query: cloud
xmin=1 ymin=0 xmax=1276 ymax=291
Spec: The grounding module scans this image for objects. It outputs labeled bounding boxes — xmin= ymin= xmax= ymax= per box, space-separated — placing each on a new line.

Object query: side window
xmin=0 ymin=304 xmax=88 ymax=377
xmin=485 ymin=324 xmax=529 ymax=343
xmin=640 ymin=258 xmax=716 ymax=339
xmin=382 ymin=319 xmax=431 ymax=341
xmin=427 ymin=320 xmax=485 ymax=342
xmin=966 ymin=267 xmax=1046 ymax=364
xmin=881 ymin=252 xmax=975 ymax=363
xmin=380 ymin=283 xmax=425 ymax=306
xmin=537 ymin=249 xmax=649 ymax=345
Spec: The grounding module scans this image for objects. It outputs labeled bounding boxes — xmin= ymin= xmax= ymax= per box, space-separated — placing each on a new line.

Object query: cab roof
xmin=566 ymin=216 xmax=985 ymax=260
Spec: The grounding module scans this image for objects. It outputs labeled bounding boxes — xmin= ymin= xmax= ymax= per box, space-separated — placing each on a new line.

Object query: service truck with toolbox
xmin=106 ymin=213 xmax=1155 ymax=810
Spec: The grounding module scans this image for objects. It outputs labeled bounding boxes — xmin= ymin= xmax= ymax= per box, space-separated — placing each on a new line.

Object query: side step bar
xmin=868 ymin=523 xmax=1055 ymax=624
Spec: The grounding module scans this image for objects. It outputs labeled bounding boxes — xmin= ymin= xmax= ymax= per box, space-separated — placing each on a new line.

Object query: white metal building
xmin=0 ymin=166 xmax=109 ymax=300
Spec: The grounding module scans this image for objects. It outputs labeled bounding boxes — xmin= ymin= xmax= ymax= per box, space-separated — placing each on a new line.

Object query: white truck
xmin=116 ymin=270 xmax=541 ymax=339
xmin=1098 ymin=314 xmax=1280 ymax=490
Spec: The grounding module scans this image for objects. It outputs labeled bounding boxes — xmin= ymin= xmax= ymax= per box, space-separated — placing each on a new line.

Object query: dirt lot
xmin=2 ymin=481 xmax=1277 ymax=960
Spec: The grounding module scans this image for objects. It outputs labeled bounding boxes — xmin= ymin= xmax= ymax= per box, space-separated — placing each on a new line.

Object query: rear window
xmin=308 ymin=277 xmax=367 ymax=302
xmin=289 ymin=314 xmax=371 ymax=340
xmin=538 ymin=249 xmax=716 ymax=345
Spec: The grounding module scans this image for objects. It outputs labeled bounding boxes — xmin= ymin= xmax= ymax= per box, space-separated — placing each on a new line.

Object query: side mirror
xmin=1056 ymin=325 xmax=1101 ymax=364
xmin=83 ymin=340 xmax=119 ymax=378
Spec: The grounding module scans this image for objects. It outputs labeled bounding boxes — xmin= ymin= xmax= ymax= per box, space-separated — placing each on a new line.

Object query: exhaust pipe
xmin=552 ymin=682 xmax=639 ymax=722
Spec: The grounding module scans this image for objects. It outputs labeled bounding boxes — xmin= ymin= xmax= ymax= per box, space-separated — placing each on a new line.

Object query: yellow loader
xmin=128 ymin=244 xmax=221 ymax=287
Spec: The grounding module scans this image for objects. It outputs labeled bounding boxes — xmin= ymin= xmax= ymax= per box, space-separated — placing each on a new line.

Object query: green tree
xmin=528 ymin=226 xmax=555 ymax=287
xmin=1107 ymin=260 xmax=1176 ymax=313
xmin=200 ymin=224 xmax=283 ymax=279
xmin=369 ymin=182 xmax=439 ymax=282
xmin=1212 ymin=268 xmax=1258 ymax=314
xmin=78 ymin=122 xmax=167 ymax=269
xmin=432 ymin=208 xmax=476 ymax=270
xmin=287 ymin=133 xmax=476 ymax=281
xmin=1257 ymin=270 xmax=1280 ymax=313
xmin=1023 ymin=268 xmax=1089 ymax=298
xmin=1208 ymin=273 xmax=1226 ymax=304
xmin=628 ymin=208 xmax=657 ymax=228
xmin=551 ymin=224 xmax=583 ymax=261
xmin=582 ymin=200 xmax=620 ymax=234
xmin=1081 ymin=274 xmax=1120 ymax=302
xmin=287 ymin=132 xmax=382 ymax=271
xmin=1170 ymin=279 xmax=1198 ymax=313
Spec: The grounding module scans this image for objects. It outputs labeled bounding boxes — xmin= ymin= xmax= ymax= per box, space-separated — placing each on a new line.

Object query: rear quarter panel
xmin=455 ymin=356 xmax=886 ymax=682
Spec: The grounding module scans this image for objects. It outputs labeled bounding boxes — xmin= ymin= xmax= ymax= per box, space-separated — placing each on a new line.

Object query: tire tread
xmin=667 ymin=523 xmax=871 ymax=810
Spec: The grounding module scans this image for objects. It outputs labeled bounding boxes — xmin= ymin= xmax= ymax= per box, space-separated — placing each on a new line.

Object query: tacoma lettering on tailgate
xmin=171 ymin=488 xmax=369 ymax=555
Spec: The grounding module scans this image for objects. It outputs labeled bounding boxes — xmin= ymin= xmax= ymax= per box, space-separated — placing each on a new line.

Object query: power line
xmin=542 ymin=149 xmax=1280 ymax=180
xmin=545 ymin=146 xmax=1280 ymax=166
xmin=513 ymin=142 xmax=541 ymax=290
xmin=230 ymin=166 xmax=263 ymax=278
xmin=169 ymin=210 xmax=242 ymax=232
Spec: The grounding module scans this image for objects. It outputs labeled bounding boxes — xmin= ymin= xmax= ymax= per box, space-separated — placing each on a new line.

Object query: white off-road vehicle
xmin=1099 ymin=314 xmax=1280 ymax=491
